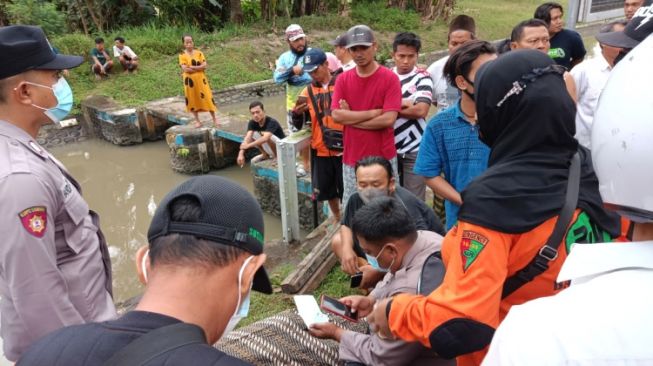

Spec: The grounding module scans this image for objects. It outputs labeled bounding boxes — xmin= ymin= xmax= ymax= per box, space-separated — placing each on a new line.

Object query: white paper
xmin=293 ymin=295 xmax=329 ymax=327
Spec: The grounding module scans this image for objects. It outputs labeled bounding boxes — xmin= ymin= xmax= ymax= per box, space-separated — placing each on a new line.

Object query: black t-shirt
xmin=548 ymin=29 xmax=586 ymax=70
xmin=18 ymin=311 xmax=251 ymax=366
xmin=342 ymin=186 xmax=445 ymax=257
xmin=247 ymin=116 xmax=286 ymax=139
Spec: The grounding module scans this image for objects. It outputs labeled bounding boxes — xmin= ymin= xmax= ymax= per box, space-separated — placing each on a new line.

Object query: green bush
xmin=52 ymin=33 xmax=92 ymax=57
xmin=7 ymin=0 xmax=66 ymax=36
xmin=350 ymin=2 xmax=420 ymax=31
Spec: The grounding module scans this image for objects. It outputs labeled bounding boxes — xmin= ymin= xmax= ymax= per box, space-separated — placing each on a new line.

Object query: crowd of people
xmin=0 ymin=0 xmax=652 ymax=364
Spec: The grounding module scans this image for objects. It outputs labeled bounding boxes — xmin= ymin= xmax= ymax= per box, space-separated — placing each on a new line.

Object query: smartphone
xmin=350 ymin=272 xmax=363 ymax=288
xmin=319 ymin=295 xmax=358 ymax=322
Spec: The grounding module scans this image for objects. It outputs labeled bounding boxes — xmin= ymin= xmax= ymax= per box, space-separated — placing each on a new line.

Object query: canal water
xmin=51 ymin=139 xmax=285 ymax=304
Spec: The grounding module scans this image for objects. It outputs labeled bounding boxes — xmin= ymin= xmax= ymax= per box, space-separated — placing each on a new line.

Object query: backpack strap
xmin=501 ymin=152 xmax=581 ymax=299
xmin=102 ymin=322 xmax=207 ymax=366
xmin=306 ymin=84 xmax=326 ymax=129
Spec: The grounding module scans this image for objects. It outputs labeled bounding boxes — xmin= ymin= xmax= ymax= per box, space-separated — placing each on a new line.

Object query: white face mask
xmin=223 ymin=256 xmax=255 ymax=336
xmin=141 ymin=249 xmax=150 ymax=283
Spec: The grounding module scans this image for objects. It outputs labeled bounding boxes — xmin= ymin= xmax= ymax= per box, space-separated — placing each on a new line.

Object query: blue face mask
xmin=224 ymin=256 xmax=254 ymax=335
xmin=28 ymin=77 xmax=74 ymax=124
xmin=365 ymin=245 xmax=395 ymax=273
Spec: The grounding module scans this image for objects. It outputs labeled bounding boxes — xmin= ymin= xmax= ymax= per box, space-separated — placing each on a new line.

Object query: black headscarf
xmin=458 ymin=50 xmax=621 ymax=236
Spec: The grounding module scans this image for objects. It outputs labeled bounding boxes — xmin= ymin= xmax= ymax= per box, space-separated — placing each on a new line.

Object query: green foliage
xmin=7 ymin=0 xmax=66 ymax=35
xmin=350 ymin=2 xmax=420 ymax=31
xmin=241 ymin=0 xmax=261 ymax=23
xmin=149 ymin=0 xmax=226 ymax=31
xmin=52 ymin=33 xmax=90 ymax=56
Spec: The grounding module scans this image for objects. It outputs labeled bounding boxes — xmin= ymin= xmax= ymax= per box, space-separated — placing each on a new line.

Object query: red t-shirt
xmin=331 ymin=66 xmax=402 ymax=166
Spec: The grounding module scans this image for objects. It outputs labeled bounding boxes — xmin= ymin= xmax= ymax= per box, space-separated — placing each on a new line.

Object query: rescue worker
xmin=482 ymin=34 xmax=653 ymax=366
xmin=366 ymin=50 xmax=623 ymax=366
xmin=0 ymin=25 xmax=116 ymax=362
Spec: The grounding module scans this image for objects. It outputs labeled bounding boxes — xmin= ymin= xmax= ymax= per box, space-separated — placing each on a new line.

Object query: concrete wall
xmin=251 ymin=160 xmax=327 ymax=231
xmin=213 ymin=79 xmax=285 ymax=105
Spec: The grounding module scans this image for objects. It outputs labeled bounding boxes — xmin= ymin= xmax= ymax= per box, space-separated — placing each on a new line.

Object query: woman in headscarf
xmin=366 ymin=50 xmax=625 ymax=366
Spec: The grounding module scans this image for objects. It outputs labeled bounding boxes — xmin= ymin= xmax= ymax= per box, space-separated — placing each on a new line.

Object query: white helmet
xmin=591 ymin=35 xmax=653 ymax=222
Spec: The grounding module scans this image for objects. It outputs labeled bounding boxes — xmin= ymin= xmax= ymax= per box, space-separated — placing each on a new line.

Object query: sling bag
xmin=501 ymin=152 xmax=581 ymax=298
xmin=103 ymin=322 xmax=206 ymax=366
xmin=307 ymin=85 xmax=343 ymax=152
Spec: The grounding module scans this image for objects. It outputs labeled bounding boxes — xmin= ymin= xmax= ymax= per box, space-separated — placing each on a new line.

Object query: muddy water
xmin=50 ymin=139 xmax=284 ymax=303
xmin=219 ymin=96 xmax=289 ymax=127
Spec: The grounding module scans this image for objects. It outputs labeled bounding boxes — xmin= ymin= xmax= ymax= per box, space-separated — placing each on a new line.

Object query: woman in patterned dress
xmin=179 ymin=34 xmax=218 ymax=128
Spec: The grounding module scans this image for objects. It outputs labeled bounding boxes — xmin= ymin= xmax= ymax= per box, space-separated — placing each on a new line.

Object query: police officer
xmin=0 ymin=25 xmax=116 ymax=362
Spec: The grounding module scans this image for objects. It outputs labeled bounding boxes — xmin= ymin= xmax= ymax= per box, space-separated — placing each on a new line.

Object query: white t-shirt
xmin=341 ymin=60 xmax=356 ymax=72
xmin=570 ymin=55 xmax=611 ymax=149
xmin=426 ymin=55 xmax=459 ymax=108
xmin=483 ymin=242 xmax=653 ymax=366
xmin=113 ymin=45 xmax=137 ymax=59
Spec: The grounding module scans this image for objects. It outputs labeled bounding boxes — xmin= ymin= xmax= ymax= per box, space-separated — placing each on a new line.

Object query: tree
xmin=415 ymin=0 xmax=455 ymax=20
xmin=6 ymin=0 xmax=66 ymax=35
xmin=229 ymin=0 xmax=244 ymax=24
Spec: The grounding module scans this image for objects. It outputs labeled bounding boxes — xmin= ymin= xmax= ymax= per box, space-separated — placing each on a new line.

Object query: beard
xmin=291 ymin=43 xmax=308 ymax=56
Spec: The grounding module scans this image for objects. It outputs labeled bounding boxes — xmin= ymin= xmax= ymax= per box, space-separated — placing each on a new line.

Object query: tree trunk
xmin=261 ymin=0 xmax=270 ymax=20
xmin=338 ymin=0 xmax=350 ymax=16
xmin=76 ymin=0 xmax=90 ymax=35
xmin=84 ymin=0 xmax=103 ymax=32
xmin=229 ymin=0 xmax=244 ymax=24
xmin=424 ymin=0 xmax=454 ymax=20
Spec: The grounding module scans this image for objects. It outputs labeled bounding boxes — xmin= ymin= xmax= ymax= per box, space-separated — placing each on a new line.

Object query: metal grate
xmin=590 ymin=0 xmax=623 ymax=12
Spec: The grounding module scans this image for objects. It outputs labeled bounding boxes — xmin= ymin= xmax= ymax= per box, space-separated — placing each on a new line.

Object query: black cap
xmin=345 ymin=25 xmax=375 ymax=48
xmin=596 ymin=6 xmax=653 ymax=49
xmin=0 ymin=25 xmax=84 ymax=80
xmin=328 ymin=34 xmax=348 ymax=47
xmin=147 ymin=175 xmax=273 ymax=294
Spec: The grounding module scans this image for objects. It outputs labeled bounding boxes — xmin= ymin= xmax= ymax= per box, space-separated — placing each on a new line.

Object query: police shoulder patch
xmin=460 ymin=230 xmax=489 ymax=272
xmin=18 ymin=206 xmax=48 ymax=238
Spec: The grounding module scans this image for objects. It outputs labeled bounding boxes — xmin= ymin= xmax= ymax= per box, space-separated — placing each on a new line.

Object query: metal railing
xmin=276 ymin=129 xmax=312 ymax=244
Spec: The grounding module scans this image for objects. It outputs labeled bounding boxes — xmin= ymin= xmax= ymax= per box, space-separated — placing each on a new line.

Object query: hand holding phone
xmin=295 ymin=95 xmax=308 ymax=107
xmin=320 ymin=295 xmax=358 ymax=322
xmin=350 ymin=272 xmax=363 ymax=288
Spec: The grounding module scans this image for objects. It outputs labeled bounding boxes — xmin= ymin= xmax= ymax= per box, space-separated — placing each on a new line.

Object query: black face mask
xmin=462 ymin=75 xmax=475 ymax=101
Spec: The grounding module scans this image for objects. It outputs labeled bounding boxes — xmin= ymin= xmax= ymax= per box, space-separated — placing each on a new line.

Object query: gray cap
xmin=345 ymin=25 xmax=374 ymax=48
xmin=328 ymin=34 xmax=348 ymax=47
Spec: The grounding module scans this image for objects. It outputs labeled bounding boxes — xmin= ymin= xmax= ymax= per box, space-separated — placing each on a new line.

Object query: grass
xmin=240 ymin=264 xmax=357 ymax=328
xmin=55 ymin=0 xmax=569 ymax=114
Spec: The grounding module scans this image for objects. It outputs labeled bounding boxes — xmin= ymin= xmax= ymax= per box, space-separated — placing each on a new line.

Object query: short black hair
xmin=534 ymin=2 xmax=564 ymax=25
xmin=355 ymin=156 xmax=393 ymax=182
xmin=510 ymin=19 xmax=549 ymax=42
xmin=149 ymin=196 xmax=245 ymax=268
xmin=95 ymin=37 xmax=104 ymax=44
xmin=600 ymin=20 xmax=627 ymax=33
xmin=351 ymin=196 xmax=417 ymax=246
xmin=249 ymin=101 xmax=265 ymax=111
xmin=392 ymin=32 xmax=421 ymax=53
xmin=0 ymin=78 xmax=9 ymax=103
xmin=181 ymin=34 xmax=192 ymax=43
xmin=114 ymin=36 xmax=125 ymax=43
xmin=444 ymin=40 xmax=496 ymax=88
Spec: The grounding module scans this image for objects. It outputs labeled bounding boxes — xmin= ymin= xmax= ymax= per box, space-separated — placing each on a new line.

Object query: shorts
xmin=312 ymin=154 xmax=343 ymax=201
xmin=252 ymin=132 xmax=280 ymax=157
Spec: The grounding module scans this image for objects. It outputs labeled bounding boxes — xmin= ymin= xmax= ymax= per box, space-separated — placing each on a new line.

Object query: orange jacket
xmin=388 ymin=210 xmax=628 ymax=366
xmin=298 ymin=82 xmax=343 ymax=157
